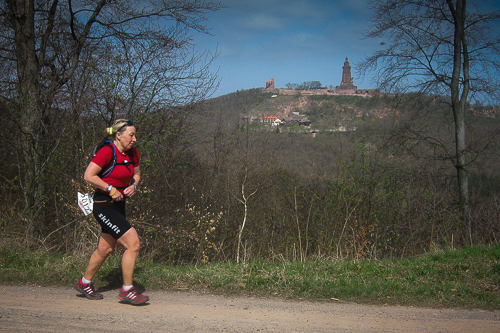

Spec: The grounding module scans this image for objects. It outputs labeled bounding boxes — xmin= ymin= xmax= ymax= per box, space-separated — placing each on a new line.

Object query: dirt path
xmin=1 ymin=285 xmax=499 ymax=332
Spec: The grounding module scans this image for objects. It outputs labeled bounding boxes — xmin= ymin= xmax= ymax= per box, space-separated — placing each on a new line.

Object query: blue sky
xmin=193 ymin=0 xmax=500 ymax=98
xmin=193 ymin=0 xmax=384 ymax=97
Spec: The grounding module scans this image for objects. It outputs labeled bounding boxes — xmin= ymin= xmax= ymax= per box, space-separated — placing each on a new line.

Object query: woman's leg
xmin=83 ymin=233 xmax=117 ymax=281
xmin=116 ymin=227 xmax=149 ymax=304
xmin=117 ymin=227 xmax=141 ymax=286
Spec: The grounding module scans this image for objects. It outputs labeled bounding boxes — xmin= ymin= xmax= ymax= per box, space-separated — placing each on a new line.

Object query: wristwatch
xmin=106 ymin=184 xmax=113 ymax=193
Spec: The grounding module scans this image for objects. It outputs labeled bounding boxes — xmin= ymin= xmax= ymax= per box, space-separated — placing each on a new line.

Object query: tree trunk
xmin=9 ymin=0 xmax=46 ymax=213
xmin=447 ymin=0 xmax=471 ymax=244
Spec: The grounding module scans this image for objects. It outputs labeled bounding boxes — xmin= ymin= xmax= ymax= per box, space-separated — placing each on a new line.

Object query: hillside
xmin=204 ymin=88 xmax=500 ymax=131
xmin=203 ymin=89 xmax=384 ymax=131
xmin=196 ymin=88 xmax=500 ymax=191
xmin=202 ymin=89 xmax=494 ymax=134
xmin=180 ymin=89 xmax=500 ymax=262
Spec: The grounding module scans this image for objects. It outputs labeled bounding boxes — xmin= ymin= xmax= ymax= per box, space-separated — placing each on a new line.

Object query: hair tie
xmin=107 ymin=127 xmax=113 ymax=135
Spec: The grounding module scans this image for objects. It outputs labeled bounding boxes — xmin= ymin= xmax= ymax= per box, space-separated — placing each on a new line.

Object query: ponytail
xmin=105 ymin=119 xmax=131 ymax=139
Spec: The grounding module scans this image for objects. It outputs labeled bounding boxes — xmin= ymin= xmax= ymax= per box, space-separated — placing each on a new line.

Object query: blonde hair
xmin=105 ymin=119 xmax=133 ymax=139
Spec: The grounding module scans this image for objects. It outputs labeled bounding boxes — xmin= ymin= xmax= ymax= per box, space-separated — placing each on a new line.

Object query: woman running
xmin=74 ymin=119 xmax=149 ymax=305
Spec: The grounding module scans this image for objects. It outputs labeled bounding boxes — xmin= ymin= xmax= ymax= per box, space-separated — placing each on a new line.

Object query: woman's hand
xmin=110 ymin=187 xmax=124 ymax=201
xmin=123 ymin=184 xmax=136 ymax=198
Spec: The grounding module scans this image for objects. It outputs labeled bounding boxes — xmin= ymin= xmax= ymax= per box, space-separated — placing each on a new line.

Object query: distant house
xmin=259 ymin=114 xmax=311 ymax=127
xmin=260 ymin=116 xmax=282 ymax=126
xmin=260 ymin=116 xmax=278 ymax=123
xmin=288 ymin=118 xmax=311 ymax=127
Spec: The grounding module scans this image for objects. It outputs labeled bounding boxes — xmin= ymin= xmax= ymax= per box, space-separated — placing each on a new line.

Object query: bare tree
xmin=224 ymin=100 xmax=277 ymax=263
xmin=0 ymin=0 xmax=222 ymax=222
xmin=358 ymin=0 xmax=500 ymax=243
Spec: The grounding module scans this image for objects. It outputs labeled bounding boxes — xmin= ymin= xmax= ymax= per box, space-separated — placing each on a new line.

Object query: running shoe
xmin=118 ymin=287 xmax=150 ymax=305
xmin=73 ymin=279 xmax=103 ymax=300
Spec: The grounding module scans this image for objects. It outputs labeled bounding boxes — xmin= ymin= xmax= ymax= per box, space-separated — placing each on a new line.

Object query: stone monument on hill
xmin=265 ymin=77 xmax=275 ymax=90
xmin=336 ymin=57 xmax=357 ymax=90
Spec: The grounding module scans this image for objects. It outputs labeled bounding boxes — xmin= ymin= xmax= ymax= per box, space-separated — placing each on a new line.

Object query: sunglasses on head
xmin=117 ymin=120 xmax=134 ymax=131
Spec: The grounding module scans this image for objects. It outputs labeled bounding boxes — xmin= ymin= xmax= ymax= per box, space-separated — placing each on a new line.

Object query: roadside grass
xmin=1 ymin=243 xmax=499 ymax=310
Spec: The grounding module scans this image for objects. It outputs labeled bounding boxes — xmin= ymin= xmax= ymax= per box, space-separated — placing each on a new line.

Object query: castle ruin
xmin=265 ymin=77 xmax=275 ymax=90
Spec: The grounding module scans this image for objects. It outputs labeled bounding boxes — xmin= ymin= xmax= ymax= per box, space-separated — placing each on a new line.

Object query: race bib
xmin=77 ymin=192 xmax=94 ymax=216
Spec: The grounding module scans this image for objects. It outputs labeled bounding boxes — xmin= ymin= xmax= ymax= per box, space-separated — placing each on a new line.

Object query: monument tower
xmin=336 ymin=57 xmax=357 ymax=90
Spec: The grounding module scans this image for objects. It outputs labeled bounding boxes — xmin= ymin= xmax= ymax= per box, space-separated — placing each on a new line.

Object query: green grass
xmin=1 ymin=244 xmax=499 ymax=310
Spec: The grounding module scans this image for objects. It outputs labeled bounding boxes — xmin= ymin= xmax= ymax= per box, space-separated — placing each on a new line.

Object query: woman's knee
xmin=97 ymin=233 xmax=117 ymax=257
xmin=120 ymin=228 xmax=141 ymax=253
xmin=129 ymin=238 xmax=141 ymax=253
xmin=97 ymin=244 xmax=114 ymax=257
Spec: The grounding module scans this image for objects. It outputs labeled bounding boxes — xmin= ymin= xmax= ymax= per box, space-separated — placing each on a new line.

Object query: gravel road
xmin=1 ymin=285 xmax=499 ymax=332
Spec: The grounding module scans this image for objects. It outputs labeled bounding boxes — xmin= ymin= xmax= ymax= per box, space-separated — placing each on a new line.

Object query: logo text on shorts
xmin=98 ymin=213 xmax=121 ymax=234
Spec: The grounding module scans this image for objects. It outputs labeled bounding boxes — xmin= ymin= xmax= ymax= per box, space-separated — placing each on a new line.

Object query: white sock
xmin=82 ymin=277 xmax=92 ymax=284
xmin=122 ymin=285 xmax=133 ymax=291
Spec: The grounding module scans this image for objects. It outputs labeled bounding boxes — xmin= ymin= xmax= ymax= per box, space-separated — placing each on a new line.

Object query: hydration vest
xmin=92 ymin=140 xmax=134 ymax=178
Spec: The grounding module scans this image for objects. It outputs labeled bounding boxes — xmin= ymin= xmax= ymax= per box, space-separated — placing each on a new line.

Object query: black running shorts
xmin=92 ymin=192 xmax=132 ymax=239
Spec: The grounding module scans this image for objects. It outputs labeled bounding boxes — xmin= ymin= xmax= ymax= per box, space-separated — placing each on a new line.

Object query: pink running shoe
xmin=118 ymin=287 xmax=150 ymax=305
xmin=73 ymin=279 xmax=103 ymax=300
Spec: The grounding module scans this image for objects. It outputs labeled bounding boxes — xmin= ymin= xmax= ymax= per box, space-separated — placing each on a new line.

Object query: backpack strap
xmin=113 ymin=149 xmax=134 ymax=168
xmin=95 ymin=141 xmax=135 ymax=178
xmin=98 ymin=141 xmax=117 ymax=178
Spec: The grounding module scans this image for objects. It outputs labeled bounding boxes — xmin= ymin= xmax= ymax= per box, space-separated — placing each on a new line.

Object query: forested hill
xmin=168 ymin=87 xmax=500 ymax=263
xmin=199 ymin=88 xmax=499 ymax=135
xmin=192 ymin=88 xmax=500 ymax=197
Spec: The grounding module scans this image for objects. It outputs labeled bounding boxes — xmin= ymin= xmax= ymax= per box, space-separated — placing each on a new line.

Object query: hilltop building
xmin=266 ymin=56 xmax=378 ymax=96
xmin=265 ymin=77 xmax=275 ymax=90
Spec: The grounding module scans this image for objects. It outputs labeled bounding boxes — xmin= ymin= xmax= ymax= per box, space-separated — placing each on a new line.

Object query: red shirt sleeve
xmin=92 ymin=145 xmax=113 ymax=170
